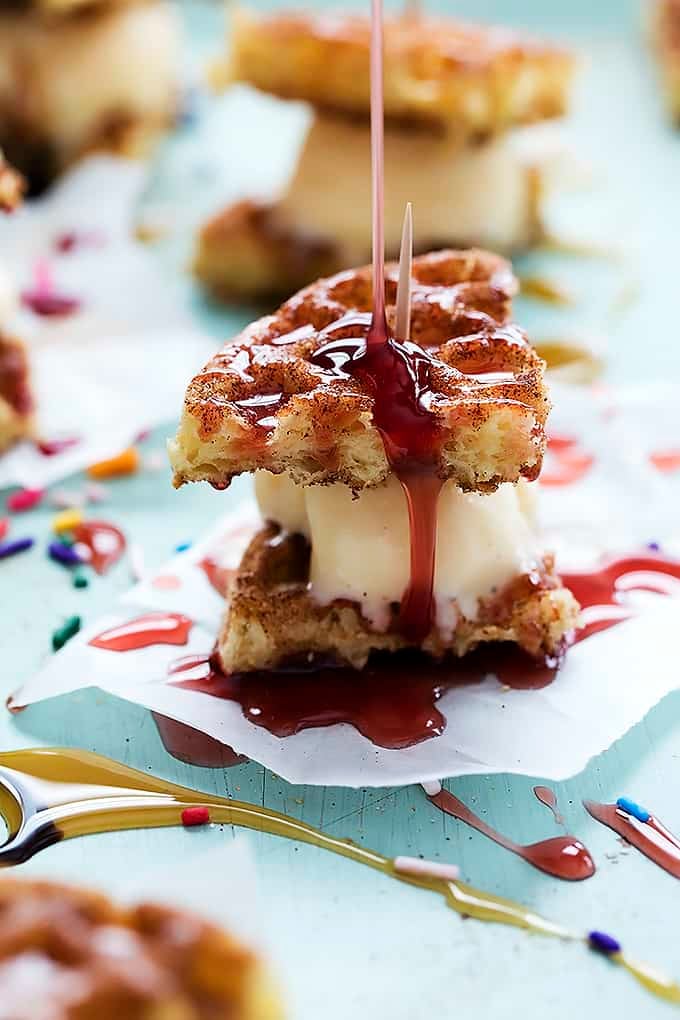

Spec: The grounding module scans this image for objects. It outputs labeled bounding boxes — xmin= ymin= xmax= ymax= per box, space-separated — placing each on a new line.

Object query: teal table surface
xmin=3 ymin=1 xmax=680 ymax=1017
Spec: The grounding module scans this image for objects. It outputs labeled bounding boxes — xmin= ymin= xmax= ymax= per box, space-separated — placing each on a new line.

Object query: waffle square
xmin=214 ymin=6 xmax=574 ymax=135
xmin=0 ymin=877 xmax=283 ymax=1020
xmin=217 ymin=523 xmax=579 ymax=672
xmin=170 ymin=249 xmax=549 ymax=494
xmin=0 ymin=332 xmax=34 ymax=454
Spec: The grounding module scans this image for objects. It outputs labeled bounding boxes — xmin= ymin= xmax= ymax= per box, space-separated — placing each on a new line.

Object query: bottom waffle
xmin=0 ymin=877 xmax=282 ymax=1020
xmin=217 ymin=523 xmax=580 ymax=673
xmin=654 ymin=0 xmax=680 ymax=122
xmin=0 ymin=332 xmax=33 ymax=454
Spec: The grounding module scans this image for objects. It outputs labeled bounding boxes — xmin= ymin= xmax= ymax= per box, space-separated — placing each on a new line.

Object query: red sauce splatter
xmin=540 ymin=434 xmax=594 ymax=487
xmin=167 ymin=644 xmax=560 ymax=751
xmin=649 ymin=449 xmax=680 ymax=474
xmin=198 ymin=556 xmax=234 ymax=598
xmin=21 ymin=291 xmax=80 ymax=318
xmin=72 ymin=520 xmax=125 ymax=574
xmin=584 ymin=800 xmax=680 ymax=879
xmin=429 ymin=788 xmax=594 ymax=881
xmin=36 ymin=436 xmax=80 ymax=457
xmin=563 ymin=554 xmax=680 ymax=641
xmin=89 ymin=612 xmax=193 ymax=652
xmin=533 ymin=785 xmax=564 ymax=825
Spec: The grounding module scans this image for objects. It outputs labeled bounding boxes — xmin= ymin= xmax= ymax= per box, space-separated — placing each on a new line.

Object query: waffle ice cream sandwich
xmin=195 ymin=6 xmax=574 ymax=301
xmin=171 ymin=250 xmax=579 ymax=672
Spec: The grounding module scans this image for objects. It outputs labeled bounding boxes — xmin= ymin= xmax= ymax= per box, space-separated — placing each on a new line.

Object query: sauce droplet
xmin=89 ymin=612 xmax=193 ymax=652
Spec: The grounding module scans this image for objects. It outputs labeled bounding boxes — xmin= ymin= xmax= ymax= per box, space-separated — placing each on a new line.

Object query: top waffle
xmin=170 ymin=249 xmax=550 ymax=494
xmin=214 ymin=6 xmax=574 ymax=136
xmin=0 ymin=877 xmax=281 ymax=1020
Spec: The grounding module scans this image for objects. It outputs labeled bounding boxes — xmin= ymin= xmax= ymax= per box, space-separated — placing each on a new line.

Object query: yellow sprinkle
xmin=87 ymin=447 xmax=140 ymax=480
xmin=52 ymin=508 xmax=83 ymax=534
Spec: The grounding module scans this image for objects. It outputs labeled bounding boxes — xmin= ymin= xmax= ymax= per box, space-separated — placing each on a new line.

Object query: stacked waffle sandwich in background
xmin=0 ymin=0 xmax=181 ymax=192
xmin=170 ymin=248 xmax=580 ymax=673
xmin=195 ymin=5 xmax=574 ymax=302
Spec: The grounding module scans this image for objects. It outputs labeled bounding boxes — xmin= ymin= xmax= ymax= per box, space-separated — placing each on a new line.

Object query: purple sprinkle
xmin=588 ymin=931 xmax=621 ymax=955
xmin=0 ymin=537 xmax=34 ymax=560
xmin=647 ymin=541 xmax=661 ymax=552
xmin=48 ymin=541 xmax=82 ymax=567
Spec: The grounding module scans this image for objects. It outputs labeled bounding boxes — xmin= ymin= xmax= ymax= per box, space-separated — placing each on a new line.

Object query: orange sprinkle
xmin=87 ymin=447 xmax=139 ymax=480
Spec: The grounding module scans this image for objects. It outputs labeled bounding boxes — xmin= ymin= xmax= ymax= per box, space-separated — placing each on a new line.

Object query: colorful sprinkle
xmin=7 ymin=488 xmax=44 ymax=513
xmin=48 ymin=541 xmax=83 ymax=567
xmin=175 ymin=541 xmax=192 ymax=552
xmin=72 ymin=571 xmax=89 ymax=589
xmin=616 ymin=797 xmax=650 ymax=823
xmin=648 ymin=541 xmax=661 ymax=552
xmin=0 ymin=537 xmax=34 ymax=560
xmin=52 ymin=508 xmax=83 ymax=534
xmin=588 ymin=931 xmax=621 ymax=955
xmin=0 ymin=518 xmax=8 ymax=541
xmin=37 ymin=437 xmax=80 ymax=457
xmin=51 ymin=615 xmax=81 ymax=651
xmin=181 ymin=806 xmax=210 ymax=828
xmin=87 ymin=447 xmax=139 ymax=480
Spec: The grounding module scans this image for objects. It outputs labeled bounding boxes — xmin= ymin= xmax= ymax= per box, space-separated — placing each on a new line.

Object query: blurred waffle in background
xmin=194 ymin=4 xmax=574 ymax=302
xmin=652 ymin=0 xmax=680 ymax=121
xmin=0 ymin=0 xmax=181 ymax=193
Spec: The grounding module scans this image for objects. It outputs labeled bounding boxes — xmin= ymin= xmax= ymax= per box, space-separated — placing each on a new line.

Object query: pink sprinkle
xmin=152 ymin=574 xmax=182 ymax=590
xmin=21 ymin=290 xmax=81 ymax=318
xmin=7 ymin=488 xmax=44 ymax=513
xmin=181 ymin=806 xmax=210 ymax=827
xmin=54 ymin=233 xmax=79 ymax=253
xmin=84 ymin=482 xmax=109 ymax=504
xmin=393 ymin=856 xmax=460 ymax=882
xmin=37 ymin=436 xmax=80 ymax=457
xmin=0 ymin=518 xmax=8 ymax=540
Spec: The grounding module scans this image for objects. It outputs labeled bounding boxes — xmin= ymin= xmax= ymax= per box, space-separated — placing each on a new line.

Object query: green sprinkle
xmin=52 ymin=615 xmax=81 ymax=651
xmin=72 ymin=572 xmax=89 ymax=589
xmin=59 ymin=533 xmax=75 ymax=547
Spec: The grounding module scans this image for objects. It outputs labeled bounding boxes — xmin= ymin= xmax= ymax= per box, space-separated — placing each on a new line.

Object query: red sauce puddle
xmin=584 ymin=801 xmax=680 ymax=879
xmin=167 ymin=644 xmax=559 ymax=751
xmin=89 ymin=612 xmax=193 ymax=652
xmin=534 ymin=785 xmax=564 ymax=825
xmin=73 ymin=520 xmax=126 ymax=574
xmin=198 ymin=556 xmax=234 ymax=598
xmin=428 ymin=788 xmax=594 ymax=881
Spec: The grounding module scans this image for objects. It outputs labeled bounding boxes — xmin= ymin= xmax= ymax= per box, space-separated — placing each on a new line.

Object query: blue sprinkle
xmin=48 ymin=540 xmax=82 ymax=567
xmin=0 ymin=537 xmax=34 ymax=560
xmin=616 ymin=796 xmax=650 ymax=823
xmin=647 ymin=541 xmax=661 ymax=552
xmin=589 ymin=931 xmax=621 ymax=955
xmin=175 ymin=541 xmax=192 ymax=553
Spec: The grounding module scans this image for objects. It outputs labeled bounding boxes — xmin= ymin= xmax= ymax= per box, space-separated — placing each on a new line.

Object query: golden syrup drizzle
xmin=0 ymin=748 xmax=678 ymax=1004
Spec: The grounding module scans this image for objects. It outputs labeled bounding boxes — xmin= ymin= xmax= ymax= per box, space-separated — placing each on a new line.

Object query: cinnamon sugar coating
xmin=217 ymin=523 xmax=579 ymax=672
xmin=170 ymin=249 xmax=549 ymax=494
xmin=215 ymin=7 xmax=574 ymax=136
xmin=0 ymin=877 xmax=282 ymax=1019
